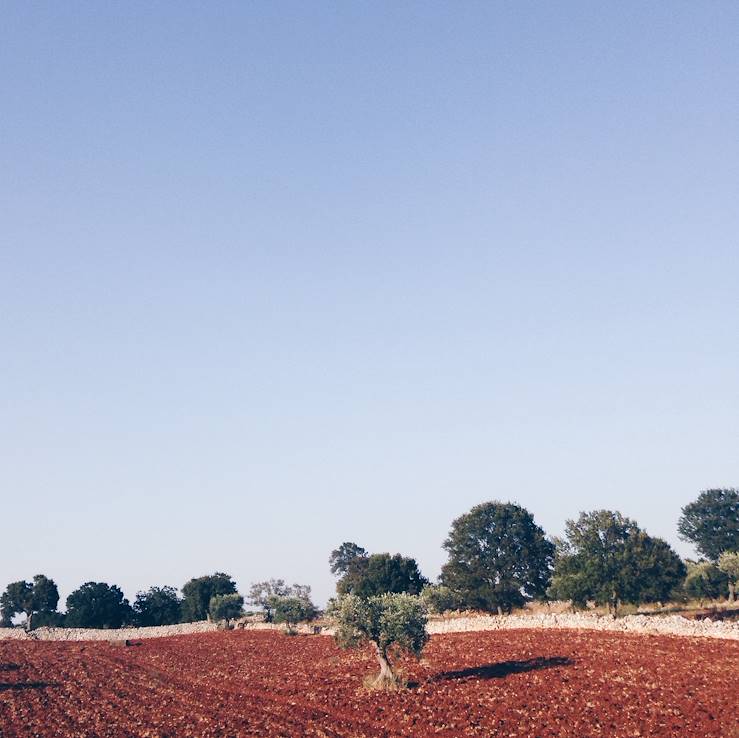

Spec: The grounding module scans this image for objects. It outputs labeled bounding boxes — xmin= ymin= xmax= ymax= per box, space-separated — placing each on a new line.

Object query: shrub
xmin=209 ymin=593 xmax=244 ymax=622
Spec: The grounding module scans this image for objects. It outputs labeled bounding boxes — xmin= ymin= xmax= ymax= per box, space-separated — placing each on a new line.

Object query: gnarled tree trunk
xmin=371 ymin=642 xmax=396 ymax=688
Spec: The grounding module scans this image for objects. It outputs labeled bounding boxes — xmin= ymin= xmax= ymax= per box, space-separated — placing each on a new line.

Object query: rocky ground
xmin=1 ymin=609 xmax=736 ymax=641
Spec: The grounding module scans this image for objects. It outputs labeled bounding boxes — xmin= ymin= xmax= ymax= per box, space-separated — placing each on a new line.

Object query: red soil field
xmin=1 ymin=629 xmax=736 ymax=738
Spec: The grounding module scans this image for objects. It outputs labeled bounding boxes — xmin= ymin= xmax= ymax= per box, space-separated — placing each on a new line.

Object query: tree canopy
xmin=336 ymin=553 xmax=427 ymax=598
xmin=329 ymin=542 xmax=368 ymax=576
xmin=0 ymin=574 xmax=60 ymax=629
xmin=273 ymin=595 xmax=317 ymax=633
xmin=133 ymin=586 xmax=182 ymax=627
xmin=440 ymin=501 xmax=554 ymax=614
xmin=332 ymin=593 xmax=428 ymax=688
xmin=65 ymin=582 xmax=132 ymax=628
xmin=678 ymin=489 xmax=739 ymax=561
xmin=181 ymin=573 xmax=237 ymax=622
xmin=248 ymin=580 xmax=313 ymax=622
xmin=209 ymin=593 xmax=244 ymax=621
xmin=549 ymin=510 xmax=685 ymax=614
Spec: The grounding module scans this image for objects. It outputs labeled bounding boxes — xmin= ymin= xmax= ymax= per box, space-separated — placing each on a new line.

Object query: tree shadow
xmin=0 ymin=682 xmax=59 ymax=692
xmin=433 ymin=656 xmax=573 ymax=682
xmin=0 ymin=664 xmax=21 ymax=672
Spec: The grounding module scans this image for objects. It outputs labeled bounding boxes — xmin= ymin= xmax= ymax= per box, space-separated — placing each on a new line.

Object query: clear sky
xmin=1 ymin=2 xmax=737 ymax=609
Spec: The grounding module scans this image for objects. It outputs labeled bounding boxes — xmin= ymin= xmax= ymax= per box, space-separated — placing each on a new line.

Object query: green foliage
xmin=181 ymin=573 xmax=237 ymax=622
xmin=332 ymin=593 xmax=428 ymax=685
xmin=337 ymin=553 xmax=428 ymax=598
xmin=619 ymin=532 xmax=686 ymax=604
xmin=549 ymin=511 xmax=685 ymax=613
xmin=65 ymin=582 xmax=132 ymax=628
xmin=272 ymin=595 xmax=317 ymax=631
xmin=133 ymin=586 xmax=182 ymax=627
xmin=0 ymin=575 xmax=60 ymax=628
xmin=684 ymin=560 xmax=728 ymax=602
xmin=420 ymin=584 xmax=458 ymax=614
xmin=209 ymin=593 xmax=244 ymax=621
xmin=329 ymin=542 xmax=368 ymax=576
xmin=440 ymin=502 xmax=554 ymax=614
xmin=678 ymin=489 xmax=739 ymax=561
xmin=717 ymin=551 xmax=739 ymax=601
xmin=248 ymin=580 xmax=313 ymax=622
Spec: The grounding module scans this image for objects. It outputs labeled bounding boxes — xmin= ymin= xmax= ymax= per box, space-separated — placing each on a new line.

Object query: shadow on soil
xmin=432 ymin=656 xmax=573 ymax=682
xmin=0 ymin=682 xmax=59 ymax=692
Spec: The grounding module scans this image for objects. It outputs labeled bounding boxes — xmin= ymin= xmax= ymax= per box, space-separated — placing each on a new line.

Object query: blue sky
xmin=1 ymin=2 xmax=737 ymax=608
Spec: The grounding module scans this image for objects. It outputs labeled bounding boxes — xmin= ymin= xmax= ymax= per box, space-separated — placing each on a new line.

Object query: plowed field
xmin=1 ymin=629 xmax=736 ymax=737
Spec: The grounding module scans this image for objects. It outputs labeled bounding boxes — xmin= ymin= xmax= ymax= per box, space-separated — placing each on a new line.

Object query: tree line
xmin=0 ymin=573 xmax=316 ymax=632
xmin=2 ymin=488 xmax=737 ymax=632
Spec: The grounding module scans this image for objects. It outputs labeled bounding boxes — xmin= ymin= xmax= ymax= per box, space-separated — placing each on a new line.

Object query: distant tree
xmin=440 ymin=502 xmax=554 ymax=615
xmin=420 ymin=584 xmax=459 ymax=614
xmin=329 ymin=542 xmax=368 ymax=576
xmin=683 ymin=561 xmax=728 ymax=604
xmin=0 ymin=581 xmax=32 ymax=627
xmin=209 ymin=593 xmax=244 ymax=621
xmin=0 ymin=575 xmax=60 ymax=629
xmin=65 ymin=582 xmax=132 ymax=628
xmin=133 ymin=586 xmax=182 ymax=627
xmin=549 ymin=511 xmax=684 ymax=615
xmin=181 ymin=573 xmax=237 ymax=622
xmin=273 ymin=595 xmax=317 ymax=633
xmin=247 ymin=579 xmax=290 ymax=622
xmin=337 ymin=553 xmax=427 ymax=598
xmin=717 ymin=551 xmax=739 ymax=603
xmin=618 ymin=532 xmax=686 ymax=605
xmin=678 ymin=489 xmax=739 ymax=561
xmin=332 ymin=593 xmax=428 ymax=689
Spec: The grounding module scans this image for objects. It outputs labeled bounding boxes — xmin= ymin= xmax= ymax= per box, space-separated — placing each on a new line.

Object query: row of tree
xmin=329 ymin=489 xmax=739 ymax=616
xmin=0 ymin=572 xmax=316 ymax=631
xmin=2 ymin=488 xmax=736 ymax=629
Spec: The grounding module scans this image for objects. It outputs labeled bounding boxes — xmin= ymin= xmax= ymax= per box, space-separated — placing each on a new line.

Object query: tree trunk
xmin=372 ymin=642 xmax=396 ymax=688
xmin=496 ymin=605 xmax=503 ymax=617
xmin=729 ymin=582 xmax=736 ymax=604
xmin=25 ymin=612 xmax=33 ymax=632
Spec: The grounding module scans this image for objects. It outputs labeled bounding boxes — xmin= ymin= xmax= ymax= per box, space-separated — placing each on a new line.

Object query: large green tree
xmin=440 ymin=502 xmax=554 ymax=615
xmin=0 ymin=575 xmax=60 ymax=629
xmin=678 ymin=488 xmax=739 ymax=561
xmin=133 ymin=586 xmax=182 ymax=627
xmin=549 ymin=510 xmax=685 ymax=615
xmin=65 ymin=582 xmax=132 ymax=628
xmin=337 ymin=553 xmax=427 ymax=598
xmin=332 ymin=593 xmax=428 ymax=689
xmin=181 ymin=573 xmax=237 ymax=622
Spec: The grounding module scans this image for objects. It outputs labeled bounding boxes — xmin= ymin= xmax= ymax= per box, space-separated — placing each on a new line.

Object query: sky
xmin=1 ymin=2 xmax=737 ymax=609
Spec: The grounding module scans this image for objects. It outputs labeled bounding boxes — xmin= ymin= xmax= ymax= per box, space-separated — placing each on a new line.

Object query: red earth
xmin=1 ymin=629 xmax=736 ymax=737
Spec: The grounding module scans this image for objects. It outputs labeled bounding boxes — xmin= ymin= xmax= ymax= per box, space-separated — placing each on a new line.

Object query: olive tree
xmin=331 ymin=593 xmax=428 ymax=689
xmin=273 ymin=595 xmax=317 ymax=633
xmin=717 ymin=551 xmax=739 ymax=603
xmin=248 ymin=580 xmax=313 ymax=622
xmin=209 ymin=593 xmax=244 ymax=621
xmin=684 ymin=561 xmax=727 ymax=605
